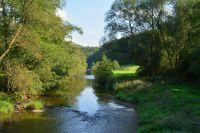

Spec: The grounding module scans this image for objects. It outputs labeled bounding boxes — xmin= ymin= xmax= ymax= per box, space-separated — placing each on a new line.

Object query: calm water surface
xmin=0 ymin=75 xmax=137 ymax=133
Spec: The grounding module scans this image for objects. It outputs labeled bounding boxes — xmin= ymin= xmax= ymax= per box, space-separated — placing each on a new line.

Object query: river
xmin=0 ymin=75 xmax=138 ymax=133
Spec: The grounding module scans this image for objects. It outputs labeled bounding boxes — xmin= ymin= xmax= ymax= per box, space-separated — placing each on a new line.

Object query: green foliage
xmin=97 ymin=1 xmax=200 ymax=132
xmin=112 ymin=60 xmax=120 ymax=70
xmin=102 ymin=0 xmax=200 ymax=80
xmin=81 ymin=46 xmax=99 ymax=59
xmin=5 ymin=62 xmax=43 ymax=96
xmin=92 ymin=55 xmax=113 ymax=88
xmin=33 ymin=42 xmax=86 ymax=90
xmin=114 ymin=80 xmax=151 ymax=92
xmin=104 ymin=0 xmax=139 ymax=40
xmin=23 ymin=101 xmax=44 ymax=110
xmin=106 ymin=38 xmax=135 ymax=64
xmin=0 ymin=101 xmax=14 ymax=114
xmin=99 ymin=31 xmax=162 ymax=76
xmin=116 ymin=82 xmax=200 ymax=132
xmin=0 ymin=0 xmax=87 ymax=99
xmin=84 ymin=47 xmax=102 ymax=68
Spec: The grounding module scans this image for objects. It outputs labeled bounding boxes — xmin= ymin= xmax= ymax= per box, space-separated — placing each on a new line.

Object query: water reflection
xmin=85 ymin=75 xmax=95 ymax=80
xmin=40 ymin=76 xmax=86 ymax=107
xmin=0 ymin=75 xmax=138 ymax=133
xmin=74 ymin=87 xmax=99 ymax=115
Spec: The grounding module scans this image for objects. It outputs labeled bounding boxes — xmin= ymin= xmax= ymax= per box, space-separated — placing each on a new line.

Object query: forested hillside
xmin=95 ymin=0 xmax=200 ymax=80
xmin=81 ymin=46 xmax=99 ymax=58
xmin=81 ymin=46 xmax=99 ymax=68
xmin=101 ymin=37 xmax=135 ymax=65
xmin=0 ymin=0 xmax=86 ymax=104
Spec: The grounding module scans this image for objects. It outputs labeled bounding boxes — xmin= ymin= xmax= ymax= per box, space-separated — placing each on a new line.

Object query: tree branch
xmin=0 ymin=25 xmax=23 ymax=61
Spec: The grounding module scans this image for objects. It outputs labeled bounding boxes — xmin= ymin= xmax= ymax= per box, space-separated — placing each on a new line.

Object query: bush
xmin=92 ymin=55 xmax=113 ymax=88
xmin=114 ymin=80 xmax=151 ymax=92
xmin=0 ymin=101 xmax=14 ymax=114
xmin=112 ymin=60 xmax=120 ymax=70
xmin=24 ymin=101 xmax=44 ymax=110
xmin=5 ymin=62 xmax=43 ymax=97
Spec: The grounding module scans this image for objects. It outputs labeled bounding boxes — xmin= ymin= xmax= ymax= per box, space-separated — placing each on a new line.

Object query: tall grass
xmin=114 ymin=80 xmax=151 ymax=92
xmin=115 ymin=82 xmax=200 ymax=132
xmin=0 ymin=101 xmax=14 ymax=114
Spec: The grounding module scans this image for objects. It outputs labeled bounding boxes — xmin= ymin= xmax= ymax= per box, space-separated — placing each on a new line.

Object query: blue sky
xmin=60 ymin=0 xmax=114 ymax=47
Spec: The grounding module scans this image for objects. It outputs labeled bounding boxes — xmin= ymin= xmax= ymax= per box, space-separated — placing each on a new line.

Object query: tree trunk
xmin=0 ymin=25 xmax=23 ymax=62
xmin=158 ymin=28 xmax=174 ymax=75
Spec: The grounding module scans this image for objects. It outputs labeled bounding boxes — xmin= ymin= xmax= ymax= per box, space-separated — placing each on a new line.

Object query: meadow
xmin=113 ymin=65 xmax=200 ymax=132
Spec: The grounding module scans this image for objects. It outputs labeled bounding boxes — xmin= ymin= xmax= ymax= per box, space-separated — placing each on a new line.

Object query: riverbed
xmin=0 ymin=75 xmax=137 ymax=133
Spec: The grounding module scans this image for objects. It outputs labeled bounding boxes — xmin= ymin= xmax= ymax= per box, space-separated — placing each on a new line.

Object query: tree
xmin=0 ymin=0 xmax=87 ymax=96
xmin=92 ymin=55 xmax=113 ymax=87
xmin=105 ymin=0 xmax=140 ymax=41
xmin=103 ymin=0 xmax=200 ymax=80
xmin=156 ymin=0 xmax=194 ymax=77
xmin=92 ymin=55 xmax=121 ymax=88
xmin=105 ymin=0 xmax=166 ymax=78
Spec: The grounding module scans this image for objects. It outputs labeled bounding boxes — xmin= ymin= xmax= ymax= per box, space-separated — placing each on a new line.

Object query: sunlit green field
xmin=113 ymin=65 xmax=139 ymax=77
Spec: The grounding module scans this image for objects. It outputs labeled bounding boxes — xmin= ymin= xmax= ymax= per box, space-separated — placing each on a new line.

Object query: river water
xmin=0 ymin=75 xmax=138 ymax=133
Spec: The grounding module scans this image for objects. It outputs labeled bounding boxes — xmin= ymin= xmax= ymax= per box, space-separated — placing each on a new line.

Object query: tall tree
xmin=105 ymin=0 xmax=140 ymax=41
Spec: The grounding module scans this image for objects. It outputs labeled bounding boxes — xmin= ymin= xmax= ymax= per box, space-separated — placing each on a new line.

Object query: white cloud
xmin=56 ymin=8 xmax=68 ymax=22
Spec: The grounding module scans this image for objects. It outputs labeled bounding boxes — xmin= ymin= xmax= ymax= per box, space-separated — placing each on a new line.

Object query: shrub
xmin=112 ymin=60 xmax=120 ymax=70
xmin=114 ymin=80 xmax=151 ymax=92
xmin=23 ymin=101 xmax=44 ymax=110
xmin=0 ymin=101 xmax=14 ymax=114
xmin=5 ymin=62 xmax=43 ymax=97
xmin=92 ymin=55 xmax=113 ymax=88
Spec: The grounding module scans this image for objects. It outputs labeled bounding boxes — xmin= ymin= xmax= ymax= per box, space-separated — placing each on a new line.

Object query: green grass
xmin=116 ymin=83 xmax=200 ymax=132
xmin=23 ymin=100 xmax=44 ymax=110
xmin=0 ymin=93 xmax=14 ymax=114
xmin=0 ymin=101 xmax=14 ymax=114
xmin=106 ymin=64 xmax=200 ymax=132
xmin=113 ymin=64 xmax=139 ymax=77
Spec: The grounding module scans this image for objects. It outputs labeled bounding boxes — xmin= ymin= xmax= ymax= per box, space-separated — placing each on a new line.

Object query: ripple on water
xmin=0 ymin=75 xmax=138 ymax=133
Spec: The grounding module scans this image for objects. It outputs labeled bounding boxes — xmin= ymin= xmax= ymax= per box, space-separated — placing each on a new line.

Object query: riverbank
xmin=0 ymin=93 xmax=45 ymax=114
xmin=0 ymin=76 xmax=87 ymax=114
xmin=116 ymin=83 xmax=200 ymax=132
xmin=111 ymin=65 xmax=200 ymax=132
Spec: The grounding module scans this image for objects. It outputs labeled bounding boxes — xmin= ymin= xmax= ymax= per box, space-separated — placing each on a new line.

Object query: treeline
xmin=81 ymin=46 xmax=99 ymax=68
xmin=100 ymin=37 xmax=136 ymax=65
xmin=0 ymin=0 xmax=86 ymax=99
xmin=95 ymin=0 xmax=200 ymax=80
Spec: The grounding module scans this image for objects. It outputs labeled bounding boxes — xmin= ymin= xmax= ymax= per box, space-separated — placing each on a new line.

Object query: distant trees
xmin=81 ymin=46 xmax=99 ymax=68
xmin=103 ymin=0 xmax=200 ymax=80
xmin=0 ymin=0 xmax=86 ymax=98
xmin=82 ymin=46 xmax=99 ymax=58
xmin=101 ymin=37 xmax=136 ymax=65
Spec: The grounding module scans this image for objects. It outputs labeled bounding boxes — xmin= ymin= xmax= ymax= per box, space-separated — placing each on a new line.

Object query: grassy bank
xmin=112 ymin=65 xmax=200 ymax=132
xmin=113 ymin=65 xmax=139 ymax=77
xmin=0 ymin=93 xmax=44 ymax=114
xmin=0 ymin=93 xmax=15 ymax=114
xmin=0 ymin=101 xmax=14 ymax=114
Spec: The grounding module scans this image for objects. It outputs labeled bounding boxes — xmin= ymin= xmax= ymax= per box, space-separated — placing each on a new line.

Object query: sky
xmin=57 ymin=0 xmax=114 ymax=47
